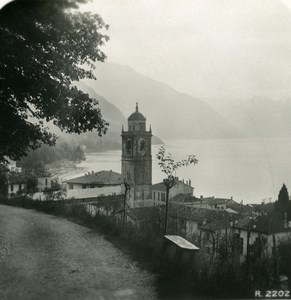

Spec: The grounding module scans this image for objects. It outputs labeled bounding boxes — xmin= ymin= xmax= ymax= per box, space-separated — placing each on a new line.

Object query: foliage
xmin=0 ymin=195 xmax=284 ymax=298
xmin=278 ymin=237 xmax=291 ymax=288
xmin=156 ymin=145 xmax=198 ymax=189
xmin=278 ymin=184 xmax=289 ymax=204
xmin=275 ymin=184 xmax=291 ymax=214
xmin=0 ymin=0 xmax=109 ymax=163
xmin=18 ymin=141 xmax=86 ymax=170
xmin=0 ymin=165 xmax=9 ymax=198
xmin=156 ymin=145 xmax=198 ymax=234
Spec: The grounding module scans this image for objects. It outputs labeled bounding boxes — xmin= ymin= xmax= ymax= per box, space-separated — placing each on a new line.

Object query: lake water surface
xmin=75 ymin=138 xmax=291 ymax=204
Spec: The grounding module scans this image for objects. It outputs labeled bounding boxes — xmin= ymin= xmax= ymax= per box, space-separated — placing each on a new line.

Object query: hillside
xmin=204 ymin=96 xmax=291 ymax=138
xmin=82 ymin=62 xmax=244 ymax=140
xmin=52 ymin=81 xmax=163 ymax=151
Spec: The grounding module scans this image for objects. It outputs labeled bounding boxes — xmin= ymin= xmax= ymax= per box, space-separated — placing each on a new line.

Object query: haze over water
xmin=76 ymin=138 xmax=291 ymax=205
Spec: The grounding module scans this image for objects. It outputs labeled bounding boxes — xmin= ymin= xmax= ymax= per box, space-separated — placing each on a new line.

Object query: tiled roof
xmin=66 ymin=170 xmax=123 ymax=185
xmin=8 ymin=176 xmax=27 ymax=185
xmin=169 ymin=204 xmax=236 ymax=225
xmin=152 ymin=181 xmax=193 ymax=192
xmin=234 ymin=212 xmax=291 ymax=234
xmin=171 ymin=194 xmax=231 ymax=205
xmin=200 ymin=219 xmax=231 ymax=231
xmin=152 ymin=182 xmax=166 ymax=191
xmin=225 ymin=208 xmax=238 ymax=214
xmin=170 ymin=194 xmax=196 ymax=202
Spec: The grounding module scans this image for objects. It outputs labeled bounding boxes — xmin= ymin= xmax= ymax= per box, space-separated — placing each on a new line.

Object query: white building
xmin=233 ymin=212 xmax=291 ymax=263
xmin=171 ymin=194 xmax=231 ymax=211
xmin=7 ymin=177 xmax=26 ymax=198
xmin=152 ymin=180 xmax=194 ymax=206
xmin=65 ymin=170 xmax=124 ymax=199
xmin=37 ymin=175 xmax=52 ymax=191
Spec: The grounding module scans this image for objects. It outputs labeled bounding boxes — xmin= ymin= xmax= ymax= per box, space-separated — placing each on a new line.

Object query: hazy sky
xmin=80 ymin=0 xmax=291 ymax=99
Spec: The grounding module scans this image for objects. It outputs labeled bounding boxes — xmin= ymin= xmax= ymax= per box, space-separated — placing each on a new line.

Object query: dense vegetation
xmin=0 ymin=0 xmax=109 ymax=163
xmin=18 ymin=142 xmax=86 ymax=171
xmin=2 ymin=195 xmax=290 ymax=299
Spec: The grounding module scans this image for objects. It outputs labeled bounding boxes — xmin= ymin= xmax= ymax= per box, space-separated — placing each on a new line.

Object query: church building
xmin=121 ymin=103 xmax=152 ymax=207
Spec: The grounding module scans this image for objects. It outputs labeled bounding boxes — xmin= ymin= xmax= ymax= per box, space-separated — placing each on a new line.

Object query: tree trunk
xmin=163 ymin=187 xmax=170 ymax=235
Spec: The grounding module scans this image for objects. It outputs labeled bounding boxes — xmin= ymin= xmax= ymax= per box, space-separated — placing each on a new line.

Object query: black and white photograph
xmin=1 ymin=0 xmax=291 ymax=299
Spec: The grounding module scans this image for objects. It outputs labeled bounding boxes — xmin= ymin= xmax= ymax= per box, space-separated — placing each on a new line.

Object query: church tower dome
xmin=127 ymin=103 xmax=146 ymax=132
xmin=128 ymin=103 xmax=146 ymax=121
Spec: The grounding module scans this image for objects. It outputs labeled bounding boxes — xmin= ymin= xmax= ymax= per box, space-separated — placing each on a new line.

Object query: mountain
xmin=204 ymin=96 xmax=291 ymax=138
xmin=82 ymin=63 xmax=244 ymax=140
xmin=51 ymin=81 xmax=163 ymax=151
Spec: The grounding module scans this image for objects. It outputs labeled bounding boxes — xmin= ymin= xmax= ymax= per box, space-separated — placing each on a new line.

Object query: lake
xmin=75 ymin=138 xmax=291 ymax=204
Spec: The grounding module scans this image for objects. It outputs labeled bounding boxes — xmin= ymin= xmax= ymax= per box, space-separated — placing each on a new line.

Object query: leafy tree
xmin=18 ymin=141 xmax=86 ymax=170
xmin=0 ymin=0 xmax=109 ymax=163
xmin=275 ymin=184 xmax=291 ymax=213
xmin=277 ymin=237 xmax=291 ymax=289
xmin=0 ymin=164 xmax=9 ymax=198
xmin=278 ymin=184 xmax=289 ymax=203
xmin=156 ymin=146 xmax=198 ymax=234
xmin=71 ymin=145 xmax=85 ymax=162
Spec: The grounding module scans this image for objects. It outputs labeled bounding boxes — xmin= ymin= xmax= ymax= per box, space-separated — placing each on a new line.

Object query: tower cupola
xmin=128 ymin=102 xmax=146 ymax=131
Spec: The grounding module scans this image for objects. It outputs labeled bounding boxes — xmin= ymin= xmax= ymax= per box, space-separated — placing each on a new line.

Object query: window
xmin=82 ymin=184 xmax=86 ymax=189
xmin=153 ymin=192 xmax=156 ymax=200
xmin=10 ymin=185 xmax=13 ymax=192
xmin=19 ymin=184 xmax=21 ymax=190
xmin=68 ymin=183 xmax=73 ymax=190
xmin=161 ymin=193 xmax=165 ymax=202
xmin=45 ymin=178 xmax=48 ymax=186
xmin=139 ymin=140 xmax=145 ymax=152
xmin=126 ymin=139 xmax=132 ymax=154
xmin=158 ymin=193 xmax=160 ymax=201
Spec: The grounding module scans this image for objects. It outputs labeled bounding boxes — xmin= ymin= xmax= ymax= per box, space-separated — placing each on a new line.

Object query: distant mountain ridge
xmin=82 ymin=62 xmax=244 ymax=140
xmin=52 ymin=81 xmax=163 ymax=151
xmin=203 ymin=96 xmax=291 ymax=138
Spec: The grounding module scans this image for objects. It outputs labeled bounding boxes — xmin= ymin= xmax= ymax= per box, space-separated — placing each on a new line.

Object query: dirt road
xmin=0 ymin=205 xmax=157 ymax=300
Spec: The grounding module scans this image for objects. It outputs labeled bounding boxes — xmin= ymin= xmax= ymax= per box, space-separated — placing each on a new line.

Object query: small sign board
xmin=162 ymin=235 xmax=199 ymax=267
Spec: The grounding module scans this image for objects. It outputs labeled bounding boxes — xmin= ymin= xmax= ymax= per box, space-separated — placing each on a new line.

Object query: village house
xmin=198 ymin=218 xmax=236 ymax=259
xmin=65 ymin=170 xmax=124 ymax=199
xmin=152 ymin=180 xmax=194 ymax=206
xmin=7 ymin=175 xmax=27 ymax=198
xmin=233 ymin=211 xmax=291 ymax=264
xmin=171 ymin=194 xmax=235 ymax=212
xmin=7 ymin=171 xmax=53 ymax=198
xmin=168 ymin=204 xmax=238 ymax=247
xmin=36 ymin=174 xmax=52 ymax=191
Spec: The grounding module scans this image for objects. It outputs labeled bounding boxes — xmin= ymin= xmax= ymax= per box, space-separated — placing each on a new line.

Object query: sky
xmin=80 ymin=0 xmax=291 ymax=100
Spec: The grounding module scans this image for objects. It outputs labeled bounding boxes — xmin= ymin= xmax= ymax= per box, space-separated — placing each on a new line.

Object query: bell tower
xmin=121 ymin=103 xmax=152 ymax=207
